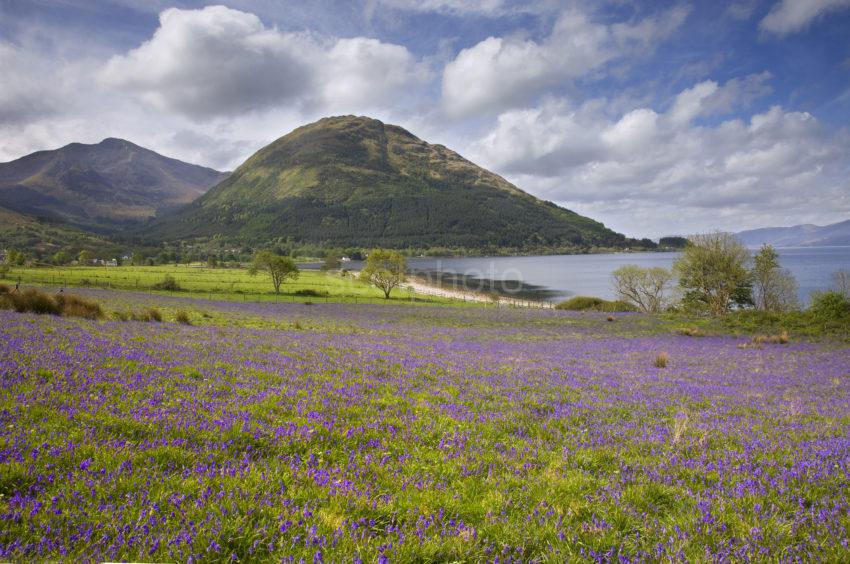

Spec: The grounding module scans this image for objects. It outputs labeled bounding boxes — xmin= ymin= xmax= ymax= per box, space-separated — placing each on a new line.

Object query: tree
xmin=5 ymin=249 xmax=25 ymax=266
xmin=321 ymin=251 xmax=342 ymax=271
xmin=832 ymin=269 xmax=850 ymax=299
xmin=360 ymin=249 xmax=406 ymax=299
xmin=659 ymin=236 xmax=688 ymax=248
xmin=77 ymin=250 xmax=94 ymax=264
xmin=752 ymin=245 xmax=798 ymax=312
xmin=249 ymin=251 xmax=299 ymax=294
xmin=673 ymin=232 xmax=751 ymax=316
xmin=611 ymin=265 xmax=673 ymax=313
xmin=52 ymin=250 xmax=71 ymax=266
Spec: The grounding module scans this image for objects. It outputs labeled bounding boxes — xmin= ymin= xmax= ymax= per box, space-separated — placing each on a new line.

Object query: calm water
xmin=398 ymin=246 xmax=850 ymax=303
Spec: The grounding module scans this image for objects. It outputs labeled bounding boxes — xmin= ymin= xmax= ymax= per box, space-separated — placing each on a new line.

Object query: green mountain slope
xmin=0 ymin=138 xmax=227 ymax=232
xmin=0 ymin=205 xmax=119 ymax=256
xmin=153 ymin=116 xmax=635 ymax=250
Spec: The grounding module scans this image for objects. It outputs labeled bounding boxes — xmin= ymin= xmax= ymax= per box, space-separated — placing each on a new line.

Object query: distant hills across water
xmin=736 ymin=220 xmax=850 ymax=248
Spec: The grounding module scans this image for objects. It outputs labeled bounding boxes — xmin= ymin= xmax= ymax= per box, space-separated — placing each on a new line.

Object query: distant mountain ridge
xmin=0 ymin=138 xmax=227 ymax=232
xmin=152 ymin=115 xmax=639 ymax=251
xmin=737 ymin=219 xmax=850 ymax=247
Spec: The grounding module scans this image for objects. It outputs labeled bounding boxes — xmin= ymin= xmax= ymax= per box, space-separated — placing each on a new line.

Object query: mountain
xmin=0 ymin=138 xmax=227 ymax=232
xmin=0 ymin=205 xmax=119 ymax=255
xmin=737 ymin=220 xmax=850 ymax=247
xmin=152 ymin=116 xmax=636 ymax=251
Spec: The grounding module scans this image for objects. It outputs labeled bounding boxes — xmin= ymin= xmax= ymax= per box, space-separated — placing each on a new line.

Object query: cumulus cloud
xmin=99 ymin=5 xmax=428 ymax=120
xmin=441 ymin=5 xmax=690 ymax=117
xmin=369 ymin=0 xmax=508 ymax=15
xmin=760 ymin=0 xmax=850 ymax=35
xmin=0 ymin=42 xmax=64 ymax=125
xmin=470 ymin=76 xmax=850 ymax=236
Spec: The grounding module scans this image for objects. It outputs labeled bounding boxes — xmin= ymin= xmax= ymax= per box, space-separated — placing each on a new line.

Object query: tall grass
xmin=0 ymin=287 xmax=102 ymax=319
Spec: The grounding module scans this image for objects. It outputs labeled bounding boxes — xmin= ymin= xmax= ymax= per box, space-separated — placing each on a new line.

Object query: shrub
xmin=809 ymin=291 xmax=850 ymax=323
xmin=175 ymin=311 xmax=192 ymax=325
xmin=654 ymin=352 xmax=669 ymax=368
xmin=3 ymin=289 xmax=61 ymax=315
xmin=607 ymin=315 xmax=615 ymax=322
xmin=751 ymin=331 xmax=790 ymax=345
xmin=555 ymin=296 xmax=637 ymax=312
xmin=294 ymin=289 xmax=328 ymax=297
xmin=677 ymin=327 xmax=705 ymax=337
xmin=152 ymin=275 xmax=181 ymax=292
xmin=0 ymin=289 xmax=103 ymax=319
xmin=111 ymin=308 xmax=163 ymax=322
xmin=55 ymin=294 xmax=103 ymax=320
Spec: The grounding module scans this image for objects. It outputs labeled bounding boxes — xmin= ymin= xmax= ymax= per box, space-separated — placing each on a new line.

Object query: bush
xmin=293 ymin=288 xmax=329 ymax=297
xmin=113 ymin=308 xmax=163 ymax=322
xmin=152 ymin=275 xmax=181 ymax=292
xmin=809 ymin=291 xmax=850 ymax=323
xmin=175 ymin=310 xmax=192 ymax=325
xmin=654 ymin=352 xmax=669 ymax=368
xmin=0 ymin=289 xmax=102 ymax=319
xmin=4 ymin=289 xmax=61 ymax=315
xmin=677 ymin=327 xmax=705 ymax=337
xmin=555 ymin=296 xmax=637 ymax=312
xmin=55 ymin=294 xmax=103 ymax=320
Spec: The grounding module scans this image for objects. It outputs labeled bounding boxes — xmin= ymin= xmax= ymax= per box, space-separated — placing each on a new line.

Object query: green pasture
xmin=0 ymin=265 xmax=472 ymax=307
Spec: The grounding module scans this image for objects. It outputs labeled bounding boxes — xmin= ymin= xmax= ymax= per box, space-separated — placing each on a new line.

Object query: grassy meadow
xmin=0 ymin=265 xmax=472 ymax=307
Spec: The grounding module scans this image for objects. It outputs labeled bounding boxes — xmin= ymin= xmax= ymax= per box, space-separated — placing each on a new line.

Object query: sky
xmin=1 ymin=0 xmax=849 ymax=239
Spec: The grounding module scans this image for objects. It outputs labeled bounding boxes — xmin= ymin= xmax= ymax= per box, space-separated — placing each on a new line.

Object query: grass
xmin=0 ymin=265 xmax=479 ymax=307
xmin=0 ymin=285 xmax=103 ymax=319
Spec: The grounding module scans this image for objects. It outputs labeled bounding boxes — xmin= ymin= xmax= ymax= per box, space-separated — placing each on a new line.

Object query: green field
xmin=0 ymin=265 xmax=473 ymax=307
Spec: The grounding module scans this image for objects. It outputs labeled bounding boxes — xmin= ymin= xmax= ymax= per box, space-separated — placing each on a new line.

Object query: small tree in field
xmin=833 ymin=269 xmax=850 ymax=299
xmin=611 ymin=265 xmax=673 ymax=313
xmin=752 ymin=244 xmax=798 ymax=312
xmin=360 ymin=249 xmax=406 ymax=299
xmin=673 ymin=232 xmax=751 ymax=316
xmin=249 ymin=251 xmax=299 ymax=294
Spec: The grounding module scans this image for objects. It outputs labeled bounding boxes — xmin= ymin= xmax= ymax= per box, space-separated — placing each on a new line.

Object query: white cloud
xmin=441 ymin=5 xmax=690 ymax=117
xmin=470 ymin=76 xmax=850 ymax=237
xmin=760 ymin=0 xmax=850 ymax=35
xmin=0 ymin=42 xmax=64 ymax=125
xmin=99 ymin=5 xmax=428 ymax=120
xmin=369 ymin=0 xmax=508 ymax=15
xmin=319 ymin=37 xmax=430 ymax=110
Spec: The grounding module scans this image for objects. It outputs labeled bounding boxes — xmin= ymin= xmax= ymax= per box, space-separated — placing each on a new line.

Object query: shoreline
xmin=402 ymin=274 xmax=555 ymax=309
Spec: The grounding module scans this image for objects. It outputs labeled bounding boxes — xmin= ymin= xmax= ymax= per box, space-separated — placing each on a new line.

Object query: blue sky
xmin=1 ymin=0 xmax=849 ymax=237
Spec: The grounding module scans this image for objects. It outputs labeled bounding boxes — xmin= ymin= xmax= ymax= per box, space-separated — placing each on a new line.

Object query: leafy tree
xmin=5 ymin=249 xmax=25 ymax=266
xmin=321 ymin=251 xmax=342 ymax=271
xmin=673 ymin=232 xmax=751 ymax=316
xmin=659 ymin=236 xmax=688 ymax=248
xmin=809 ymin=291 xmax=850 ymax=324
xmin=249 ymin=251 xmax=299 ymax=294
xmin=611 ymin=265 xmax=673 ymax=313
xmin=752 ymin=245 xmax=798 ymax=312
xmin=52 ymin=250 xmax=71 ymax=265
xmin=832 ymin=269 xmax=850 ymax=299
xmin=77 ymin=250 xmax=94 ymax=264
xmin=360 ymin=249 xmax=406 ymax=299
